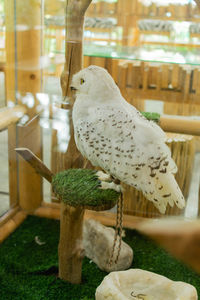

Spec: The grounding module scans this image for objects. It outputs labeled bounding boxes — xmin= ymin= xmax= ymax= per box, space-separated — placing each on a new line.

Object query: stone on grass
xmin=95 ymin=269 xmax=198 ymax=300
xmin=83 ymin=219 xmax=133 ymax=272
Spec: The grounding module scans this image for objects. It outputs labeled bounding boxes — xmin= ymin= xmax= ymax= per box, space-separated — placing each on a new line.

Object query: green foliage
xmin=141 ymin=111 xmax=160 ymax=123
xmin=52 ymin=169 xmax=119 ymax=208
xmin=0 ymin=216 xmax=199 ymax=299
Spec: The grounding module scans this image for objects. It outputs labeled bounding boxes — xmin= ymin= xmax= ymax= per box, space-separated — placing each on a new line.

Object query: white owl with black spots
xmin=71 ymin=65 xmax=185 ymax=214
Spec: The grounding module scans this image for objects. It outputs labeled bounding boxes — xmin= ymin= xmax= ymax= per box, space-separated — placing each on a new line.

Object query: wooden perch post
xmin=15 ymin=148 xmax=84 ymax=283
xmin=59 ymin=204 xmax=85 ymax=283
xmin=16 ymin=148 xmax=119 ymax=285
xmin=61 ymin=0 xmax=92 ymax=170
xmin=58 ymin=0 xmax=92 ymax=283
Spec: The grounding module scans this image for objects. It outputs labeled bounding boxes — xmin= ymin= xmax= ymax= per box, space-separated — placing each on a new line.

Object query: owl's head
xmin=70 ymin=65 xmax=120 ymax=99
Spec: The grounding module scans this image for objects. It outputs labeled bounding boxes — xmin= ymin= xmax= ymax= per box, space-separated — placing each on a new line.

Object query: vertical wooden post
xmin=58 ymin=0 xmax=92 ymax=283
xmin=5 ymin=0 xmax=43 ymax=211
xmin=58 ymin=203 xmax=85 ymax=283
xmin=60 ymin=0 xmax=92 ymax=170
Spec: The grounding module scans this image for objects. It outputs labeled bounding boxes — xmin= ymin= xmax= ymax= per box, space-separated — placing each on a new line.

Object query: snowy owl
xmin=71 ymin=65 xmax=185 ymax=214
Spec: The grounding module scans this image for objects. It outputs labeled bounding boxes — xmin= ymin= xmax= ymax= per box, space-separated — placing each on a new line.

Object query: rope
xmin=108 ymin=192 xmax=124 ymax=267
xmin=115 ymin=192 xmax=124 ymax=264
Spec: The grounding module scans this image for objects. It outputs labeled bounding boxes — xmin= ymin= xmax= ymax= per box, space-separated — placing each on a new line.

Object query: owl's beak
xmin=70 ymin=86 xmax=77 ymax=91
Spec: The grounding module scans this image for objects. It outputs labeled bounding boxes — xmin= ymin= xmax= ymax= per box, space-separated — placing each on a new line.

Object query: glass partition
xmin=0 ymin=0 xmax=199 ymax=220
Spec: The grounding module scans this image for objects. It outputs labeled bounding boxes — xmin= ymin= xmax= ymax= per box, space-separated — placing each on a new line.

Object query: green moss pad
xmin=52 ymin=169 xmax=119 ymax=208
xmin=141 ymin=111 xmax=160 ymax=123
xmin=0 ymin=216 xmax=199 ymax=300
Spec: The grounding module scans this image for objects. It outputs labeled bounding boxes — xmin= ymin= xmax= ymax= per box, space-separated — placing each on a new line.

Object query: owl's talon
xmin=99 ymin=181 xmax=122 ymax=193
xmin=96 ymin=171 xmax=112 ymax=182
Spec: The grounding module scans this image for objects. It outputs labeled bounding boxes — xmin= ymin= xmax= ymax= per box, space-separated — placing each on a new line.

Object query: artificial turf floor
xmin=0 ymin=216 xmax=199 ymax=299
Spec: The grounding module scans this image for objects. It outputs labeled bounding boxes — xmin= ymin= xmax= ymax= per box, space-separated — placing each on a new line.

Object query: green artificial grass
xmin=0 ymin=216 xmax=199 ymax=300
xmin=141 ymin=111 xmax=160 ymax=123
xmin=52 ymin=169 xmax=119 ymax=208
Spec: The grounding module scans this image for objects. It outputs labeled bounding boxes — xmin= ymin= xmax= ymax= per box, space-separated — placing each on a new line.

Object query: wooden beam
xmin=33 ymin=202 xmax=60 ymax=219
xmin=15 ymin=148 xmax=53 ymax=183
xmin=0 ymin=105 xmax=27 ymax=132
xmin=0 ymin=210 xmax=27 ymax=243
xmin=33 ymin=202 xmax=149 ymax=229
xmin=17 ymin=117 xmax=43 ymax=212
xmin=0 ymin=206 xmax=20 ymax=227
xmin=159 ymin=116 xmax=200 ymax=136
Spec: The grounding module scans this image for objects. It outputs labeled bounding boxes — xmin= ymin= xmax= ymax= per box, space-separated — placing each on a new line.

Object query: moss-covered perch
xmin=52 ymin=169 xmax=119 ymax=210
xmin=15 ymin=148 xmax=120 ymax=284
xmin=52 ymin=169 xmax=119 ymax=283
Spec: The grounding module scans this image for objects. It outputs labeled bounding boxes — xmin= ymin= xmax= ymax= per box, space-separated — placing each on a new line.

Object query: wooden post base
xmin=58 ymin=202 xmax=85 ymax=283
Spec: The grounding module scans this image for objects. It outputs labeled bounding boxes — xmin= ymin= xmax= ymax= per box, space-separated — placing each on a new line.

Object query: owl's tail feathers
xmin=145 ymin=174 xmax=185 ymax=214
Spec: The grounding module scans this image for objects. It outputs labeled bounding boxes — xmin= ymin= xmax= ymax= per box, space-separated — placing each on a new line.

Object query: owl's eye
xmin=80 ymin=78 xmax=85 ymax=85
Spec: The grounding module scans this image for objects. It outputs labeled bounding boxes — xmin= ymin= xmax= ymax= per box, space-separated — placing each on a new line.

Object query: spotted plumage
xmin=71 ymin=65 xmax=185 ymax=214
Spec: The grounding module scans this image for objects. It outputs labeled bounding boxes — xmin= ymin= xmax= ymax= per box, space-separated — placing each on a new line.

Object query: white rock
xmin=83 ymin=219 xmax=133 ymax=272
xmin=95 ymin=269 xmax=198 ymax=300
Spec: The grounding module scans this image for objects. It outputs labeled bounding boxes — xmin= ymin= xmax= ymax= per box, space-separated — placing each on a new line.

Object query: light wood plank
xmin=0 ymin=105 xmax=27 ymax=132
xmin=0 ymin=210 xmax=27 ymax=243
xmin=15 ymin=148 xmax=53 ymax=183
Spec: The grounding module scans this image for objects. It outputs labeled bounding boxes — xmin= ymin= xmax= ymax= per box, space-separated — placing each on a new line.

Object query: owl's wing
xmin=83 ymin=104 xmax=175 ymax=171
xmin=120 ymin=100 xmax=166 ymax=144
xmin=92 ymin=105 xmax=184 ymax=213
xmin=75 ymin=104 xmax=184 ymax=213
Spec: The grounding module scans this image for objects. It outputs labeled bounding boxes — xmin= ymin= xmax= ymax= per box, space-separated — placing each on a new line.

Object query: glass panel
xmin=0 ymin=130 xmax=9 ymax=216
xmin=83 ymin=43 xmax=200 ymax=65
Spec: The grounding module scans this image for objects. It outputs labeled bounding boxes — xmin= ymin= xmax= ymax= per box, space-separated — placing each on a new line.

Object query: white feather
xmin=71 ymin=65 xmax=185 ymax=214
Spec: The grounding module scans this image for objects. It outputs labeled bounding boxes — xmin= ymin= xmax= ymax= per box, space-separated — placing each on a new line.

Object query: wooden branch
xmin=60 ymin=0 xmax=92 ymax=170
xmin=15 ymin=148 xmax=53 ymax=183
xmin=0 ymin=105 xmax=27 ymax=132
xmin=159 ymin=116 xmax=200 ymax=136
xmin=61 ymin=0 xmax=92 ymax=99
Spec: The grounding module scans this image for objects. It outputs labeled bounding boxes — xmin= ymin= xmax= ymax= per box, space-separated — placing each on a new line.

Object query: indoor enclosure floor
xmin=0 ymin=74 xmax=200 ymax=218
xmin=0 ymin=215 xmax=199 ymax=299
